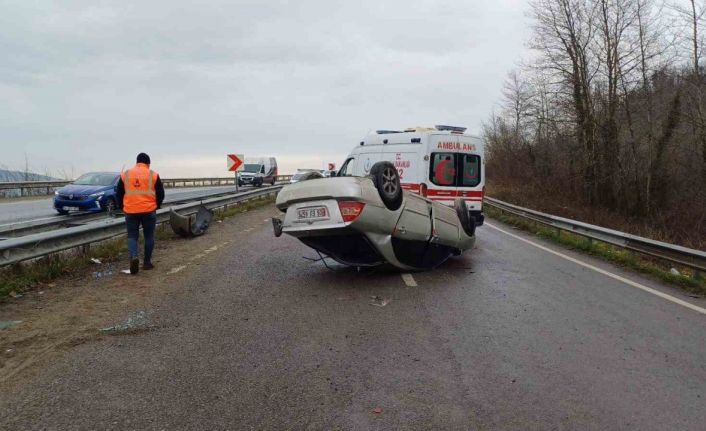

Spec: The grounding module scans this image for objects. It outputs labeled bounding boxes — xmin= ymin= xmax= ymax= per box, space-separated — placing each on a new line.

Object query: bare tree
xmin=530 ymin=0 xmax=601 ymax=203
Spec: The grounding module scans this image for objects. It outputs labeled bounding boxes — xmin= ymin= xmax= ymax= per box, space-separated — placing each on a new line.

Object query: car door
xmin=391 ymin=193 xmax=432 ymax=268
xmin=417 ymin=203 xmax=462 ymax=268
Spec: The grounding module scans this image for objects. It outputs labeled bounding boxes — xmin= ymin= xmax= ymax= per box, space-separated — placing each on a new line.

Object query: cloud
xmin=0 ymin=0 xmax=530 ymax=177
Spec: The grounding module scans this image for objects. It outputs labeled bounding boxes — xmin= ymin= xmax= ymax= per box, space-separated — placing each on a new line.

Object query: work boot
xmin=143 ymin=262 xmax=155 ymax=270
xmin=130 ymin=257 xmax=140 ymax=275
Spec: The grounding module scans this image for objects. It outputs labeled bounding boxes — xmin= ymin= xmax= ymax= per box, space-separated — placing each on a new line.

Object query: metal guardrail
xmin=484 ymin=197 xmax=706 ymax=273
xmin=0 ymin=175 xmax=294 ymax=194
xmin=0 ymin=182 xmax=290 ymax=238
xmin=161 ymin=175 xmax=293 ymax=188
xmin=0 ymin=180 xmax=71 ymax=192
xmin=0 ymin=186 xmax=282 ymax=267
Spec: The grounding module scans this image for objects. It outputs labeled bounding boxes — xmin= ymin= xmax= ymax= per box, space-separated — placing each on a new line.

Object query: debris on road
xmin=0 ymin=320 xmax=21 ymax=330
xmin=120 ymin=269 xmax=132 ymax=274
xmin=100 ymin=311 xmax=148 ymax=334
xmin=372 ymin=407 xmax=383 ymax=414
xmin=670 ymin=268 xmax=681 ymax=276
xmin=8 ymin=291 xmax=22 ymax=299
xmin=170 ymin=205 xmax=214 ymax=237
xmin=93 ymin=270 xmax=114 ymax=279
xmin=90 ymin=258 xmax=102 ymax=264
xmin=370 ymin=296 xmax=390 ymax=307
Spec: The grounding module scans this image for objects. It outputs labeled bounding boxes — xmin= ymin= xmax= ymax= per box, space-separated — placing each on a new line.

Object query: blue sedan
xmin=53 ymin=172 xmax=120 ymax=215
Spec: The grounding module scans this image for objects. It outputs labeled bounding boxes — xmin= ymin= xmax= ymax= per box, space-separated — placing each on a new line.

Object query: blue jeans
xmin=125 ymin=212 xmax=156 ymax=263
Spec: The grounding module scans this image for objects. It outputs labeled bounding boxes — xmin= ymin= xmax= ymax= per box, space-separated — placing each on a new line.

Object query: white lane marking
xmin=401 ymin=273 xmax=417 ymax=287
xmin=167 ymin=265 xmax=187 ymax=274
xmin=485 ymin=222 xmax=706 ymax=316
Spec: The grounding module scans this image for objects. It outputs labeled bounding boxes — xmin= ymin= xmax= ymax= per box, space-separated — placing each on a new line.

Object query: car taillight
xmin=338 ymin=201 xmax=365 ymax=222
xmin=420 ymin=183 xmax=428 ymax=197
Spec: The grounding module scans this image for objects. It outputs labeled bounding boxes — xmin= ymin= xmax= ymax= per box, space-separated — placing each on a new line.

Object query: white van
xmin=338 ymin=125 xmax=485 ymax=225
xmin=237 ymin=157 xmax=278 ymax=187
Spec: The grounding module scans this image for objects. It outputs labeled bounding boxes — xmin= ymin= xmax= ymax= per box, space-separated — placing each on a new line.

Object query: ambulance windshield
xmin=243 ymin=164 xmax=261 ymax=173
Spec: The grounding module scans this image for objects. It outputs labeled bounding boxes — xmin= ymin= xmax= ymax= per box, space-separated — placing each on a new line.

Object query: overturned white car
xmin=272 ymin=162 xmax=476 ymax=271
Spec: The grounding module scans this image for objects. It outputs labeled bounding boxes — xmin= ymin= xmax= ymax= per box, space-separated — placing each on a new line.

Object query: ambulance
xmin=338 ymin=125 xmax=485 ymax=225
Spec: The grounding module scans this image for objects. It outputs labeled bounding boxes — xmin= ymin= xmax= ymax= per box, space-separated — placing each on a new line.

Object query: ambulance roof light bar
xmin=376 ymin=130 xmax=403 ymax=134
xmin=435 ymin=125 xmax=467 ymax=133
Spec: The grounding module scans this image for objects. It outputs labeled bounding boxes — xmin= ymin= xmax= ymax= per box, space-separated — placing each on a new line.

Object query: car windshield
xmin=243 ymin=164 xmax=261 ymax=173
xmin=73 ymin=173 xmax=117 ymax=186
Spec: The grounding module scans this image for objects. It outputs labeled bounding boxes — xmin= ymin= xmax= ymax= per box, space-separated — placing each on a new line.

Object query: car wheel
xmin=370 ymin=161 xmax=403 ymax=211
xmin=454 ymin=198 xmax=476 ymax=237
xmin=105 ymin=198 xmax=116 ymax=214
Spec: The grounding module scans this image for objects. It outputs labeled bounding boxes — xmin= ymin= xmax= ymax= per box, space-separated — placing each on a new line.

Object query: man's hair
xmin=136 ymin=153 xmax=151 ymax=165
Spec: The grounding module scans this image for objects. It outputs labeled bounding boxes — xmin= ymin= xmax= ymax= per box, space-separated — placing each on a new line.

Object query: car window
xmin=338 ymin=158 xmax=354 ymax=176
xmin=74 ymin=173 xmax=118 ymax=186
xmin=430 ymin=153 xmax=456 ymax=186
xmin=461 ymin=154 xmax=481 ymax=187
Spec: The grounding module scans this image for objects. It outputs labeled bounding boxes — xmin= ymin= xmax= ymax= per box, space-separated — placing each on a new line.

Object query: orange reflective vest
xmin=121 ymin=163 xmax=158 ymax=214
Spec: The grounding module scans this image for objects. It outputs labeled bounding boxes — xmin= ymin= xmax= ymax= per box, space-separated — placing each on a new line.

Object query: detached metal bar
xmin=484 ymin=197 xmax=706 ymax=273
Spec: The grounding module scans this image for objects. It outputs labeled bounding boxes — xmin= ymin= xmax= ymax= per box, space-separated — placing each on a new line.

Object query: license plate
xmin=297 ymin=206 xmax=328 ymax=220
xmin=62 ymin=206 xmax=79 ymax=211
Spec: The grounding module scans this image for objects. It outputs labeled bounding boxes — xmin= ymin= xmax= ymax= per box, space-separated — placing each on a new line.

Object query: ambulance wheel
xmin=454 ymin=198 xmax=476 ymax=237
xmin=370 ymin=161 xmax=403 ymax=211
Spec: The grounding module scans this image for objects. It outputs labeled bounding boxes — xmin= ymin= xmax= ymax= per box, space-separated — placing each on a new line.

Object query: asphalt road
xmin=1 ymin=205 xmax=705 ymax=430
xmin=0 ymin=185 xmax=251 ymax=226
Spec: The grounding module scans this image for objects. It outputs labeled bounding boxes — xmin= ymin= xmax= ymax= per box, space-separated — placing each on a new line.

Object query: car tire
xmin=105 ymin=198 xmax=116 ymax=214
xmin=370 ymin=161 xmax=403 ymax=211
xmin=454 ymin=198 xmax=476 ymax=237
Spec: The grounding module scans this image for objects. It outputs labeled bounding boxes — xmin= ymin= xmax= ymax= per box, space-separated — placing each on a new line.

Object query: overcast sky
xmin=1 ymin=0 xmax=530 ymax=178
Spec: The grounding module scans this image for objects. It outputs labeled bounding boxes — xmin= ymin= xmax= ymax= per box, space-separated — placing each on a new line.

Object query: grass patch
xmin=0 ymin=196 xmax=276 ymax=301
xmin=486 ymin=206 xmax=706 ymax=296
xmin=0 ymin=238 xmax=127 ymax=300
xmin=214 ymin=195 xmax=276 ymax=221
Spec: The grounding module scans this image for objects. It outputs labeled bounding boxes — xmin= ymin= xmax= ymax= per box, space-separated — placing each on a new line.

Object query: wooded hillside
xmin=484 ymin=0 xmax=706 ymax=248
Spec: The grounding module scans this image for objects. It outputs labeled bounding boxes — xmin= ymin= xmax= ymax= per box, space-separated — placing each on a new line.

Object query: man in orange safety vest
xmin=116 ymin=153 xmax=165 ymax=274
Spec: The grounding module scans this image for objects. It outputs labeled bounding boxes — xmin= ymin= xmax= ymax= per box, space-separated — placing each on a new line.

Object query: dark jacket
xmin=116 ymin=175 xmax=165 ymax=211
